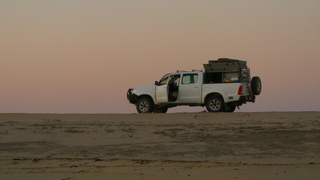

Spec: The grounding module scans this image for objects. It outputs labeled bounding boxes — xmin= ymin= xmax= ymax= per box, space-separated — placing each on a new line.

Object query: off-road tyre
xmin=251 ymin=76 xmax=262 ymax=95
xmin=205 ymin=95 xmax=224 ymax=112
xmin=224 ymin=104 xmax=236 ymax=112
xmin=136 ymin=97 xmax=154 ymax=113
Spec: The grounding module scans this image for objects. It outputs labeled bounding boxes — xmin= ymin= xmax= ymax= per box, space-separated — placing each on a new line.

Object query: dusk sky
xmin=1 ymin=0 xmax=320 ymax=113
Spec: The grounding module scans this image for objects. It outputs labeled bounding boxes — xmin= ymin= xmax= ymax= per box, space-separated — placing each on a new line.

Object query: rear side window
xmin=182 ymin=74 xmax=198 ymax=84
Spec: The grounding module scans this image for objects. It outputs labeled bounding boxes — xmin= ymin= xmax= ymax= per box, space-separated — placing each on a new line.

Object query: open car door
xmin=155 ymin=74 xmax=169 ymax=103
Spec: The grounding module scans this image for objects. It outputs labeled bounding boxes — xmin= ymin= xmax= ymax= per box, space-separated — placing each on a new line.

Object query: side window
xmin=182 ymin=74 xmax=198 ymax=84
xmin=168 ymin=74 xmax=181 ymax=85
xmin=159 ymin=75 xmax=169 ymax=85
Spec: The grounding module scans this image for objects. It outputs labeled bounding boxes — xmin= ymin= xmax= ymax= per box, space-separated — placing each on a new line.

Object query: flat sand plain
xmin=0 ymin=112 xmax=319 ymax=180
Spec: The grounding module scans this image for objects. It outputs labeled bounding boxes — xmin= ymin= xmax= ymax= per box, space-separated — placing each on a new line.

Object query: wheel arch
xmin=204 ymin=93 xmax=225 ymax=104
xmin=137 ymin=94 xmax=155 ymax=105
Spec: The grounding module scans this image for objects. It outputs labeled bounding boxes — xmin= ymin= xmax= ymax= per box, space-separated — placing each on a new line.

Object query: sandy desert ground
xmin=0 ymin=112 xmax=319 ymax=180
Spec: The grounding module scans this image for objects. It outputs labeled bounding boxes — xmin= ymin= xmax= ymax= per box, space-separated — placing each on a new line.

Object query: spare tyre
xmin=251 ymin=76 xmax=262 ymax=95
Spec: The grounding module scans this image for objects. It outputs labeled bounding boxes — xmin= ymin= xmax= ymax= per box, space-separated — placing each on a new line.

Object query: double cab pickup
xmin=127 ymin=58 xmax=261 ymax=113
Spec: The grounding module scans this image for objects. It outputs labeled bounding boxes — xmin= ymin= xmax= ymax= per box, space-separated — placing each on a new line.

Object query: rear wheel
xmin=205 ymin=95 xmax=224 ymax=112
xmin=136 ymin=97 xmax=154 ymax=113
xmin=224 ymin=105 xmax=236 ymax=112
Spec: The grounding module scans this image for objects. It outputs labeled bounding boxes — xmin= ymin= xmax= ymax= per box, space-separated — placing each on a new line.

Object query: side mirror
xmin=155 ymin=81 xmax=159 ymax=85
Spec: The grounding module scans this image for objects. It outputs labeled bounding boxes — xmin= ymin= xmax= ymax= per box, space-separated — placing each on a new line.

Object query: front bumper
xmin=127 ymin=89 xmax=139 ymax=104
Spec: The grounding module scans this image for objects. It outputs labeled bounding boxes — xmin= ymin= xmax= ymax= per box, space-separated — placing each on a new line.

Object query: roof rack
xmin=176 ymin=69 xmax=202 ymax=73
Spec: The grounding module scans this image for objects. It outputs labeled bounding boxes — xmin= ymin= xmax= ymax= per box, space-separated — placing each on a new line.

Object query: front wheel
xmin=136 ymin=97 xmax=154 ymax=113
xmin=205 ymin=95 xmax=224 ymax=112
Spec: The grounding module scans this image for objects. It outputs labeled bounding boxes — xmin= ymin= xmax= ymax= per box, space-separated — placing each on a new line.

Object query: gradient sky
xmin=1 ymin=0 xmax=320 ymax=113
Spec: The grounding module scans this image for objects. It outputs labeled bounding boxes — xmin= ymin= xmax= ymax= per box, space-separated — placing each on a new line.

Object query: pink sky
xmin=1 ymin=0 xmax=320 ymax=113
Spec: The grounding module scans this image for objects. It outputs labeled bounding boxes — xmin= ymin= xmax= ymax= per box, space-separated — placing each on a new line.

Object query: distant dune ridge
xmin=0 ymin=112 xmax=319 ymax=180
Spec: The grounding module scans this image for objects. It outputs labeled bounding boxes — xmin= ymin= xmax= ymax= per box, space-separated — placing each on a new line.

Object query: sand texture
xmin=0 ymin=112 xmax=320 ymax=179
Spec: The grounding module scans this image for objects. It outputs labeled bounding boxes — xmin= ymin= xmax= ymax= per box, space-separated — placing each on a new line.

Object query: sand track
xmin=0 ymin=112 xmax=319 ymax=179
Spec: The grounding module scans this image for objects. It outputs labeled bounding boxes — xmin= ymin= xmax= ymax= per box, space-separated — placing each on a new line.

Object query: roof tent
xmin=203 ymin=58 xmax=247 ymax=72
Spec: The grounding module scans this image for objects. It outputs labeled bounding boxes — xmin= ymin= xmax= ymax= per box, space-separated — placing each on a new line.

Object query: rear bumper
xmin=240 ymin=95 xmax=256 ymax=103
xmin=127 ymin=89 xmax=139 ymax=104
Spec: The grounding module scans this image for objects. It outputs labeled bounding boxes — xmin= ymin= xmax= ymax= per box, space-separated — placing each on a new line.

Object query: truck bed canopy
xmin=203 ymin=58 xmax=247 ymax=72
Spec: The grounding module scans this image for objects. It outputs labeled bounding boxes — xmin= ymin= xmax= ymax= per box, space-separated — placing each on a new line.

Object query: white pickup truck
xmin=127 ymin=58 xmax=261 ymax=113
